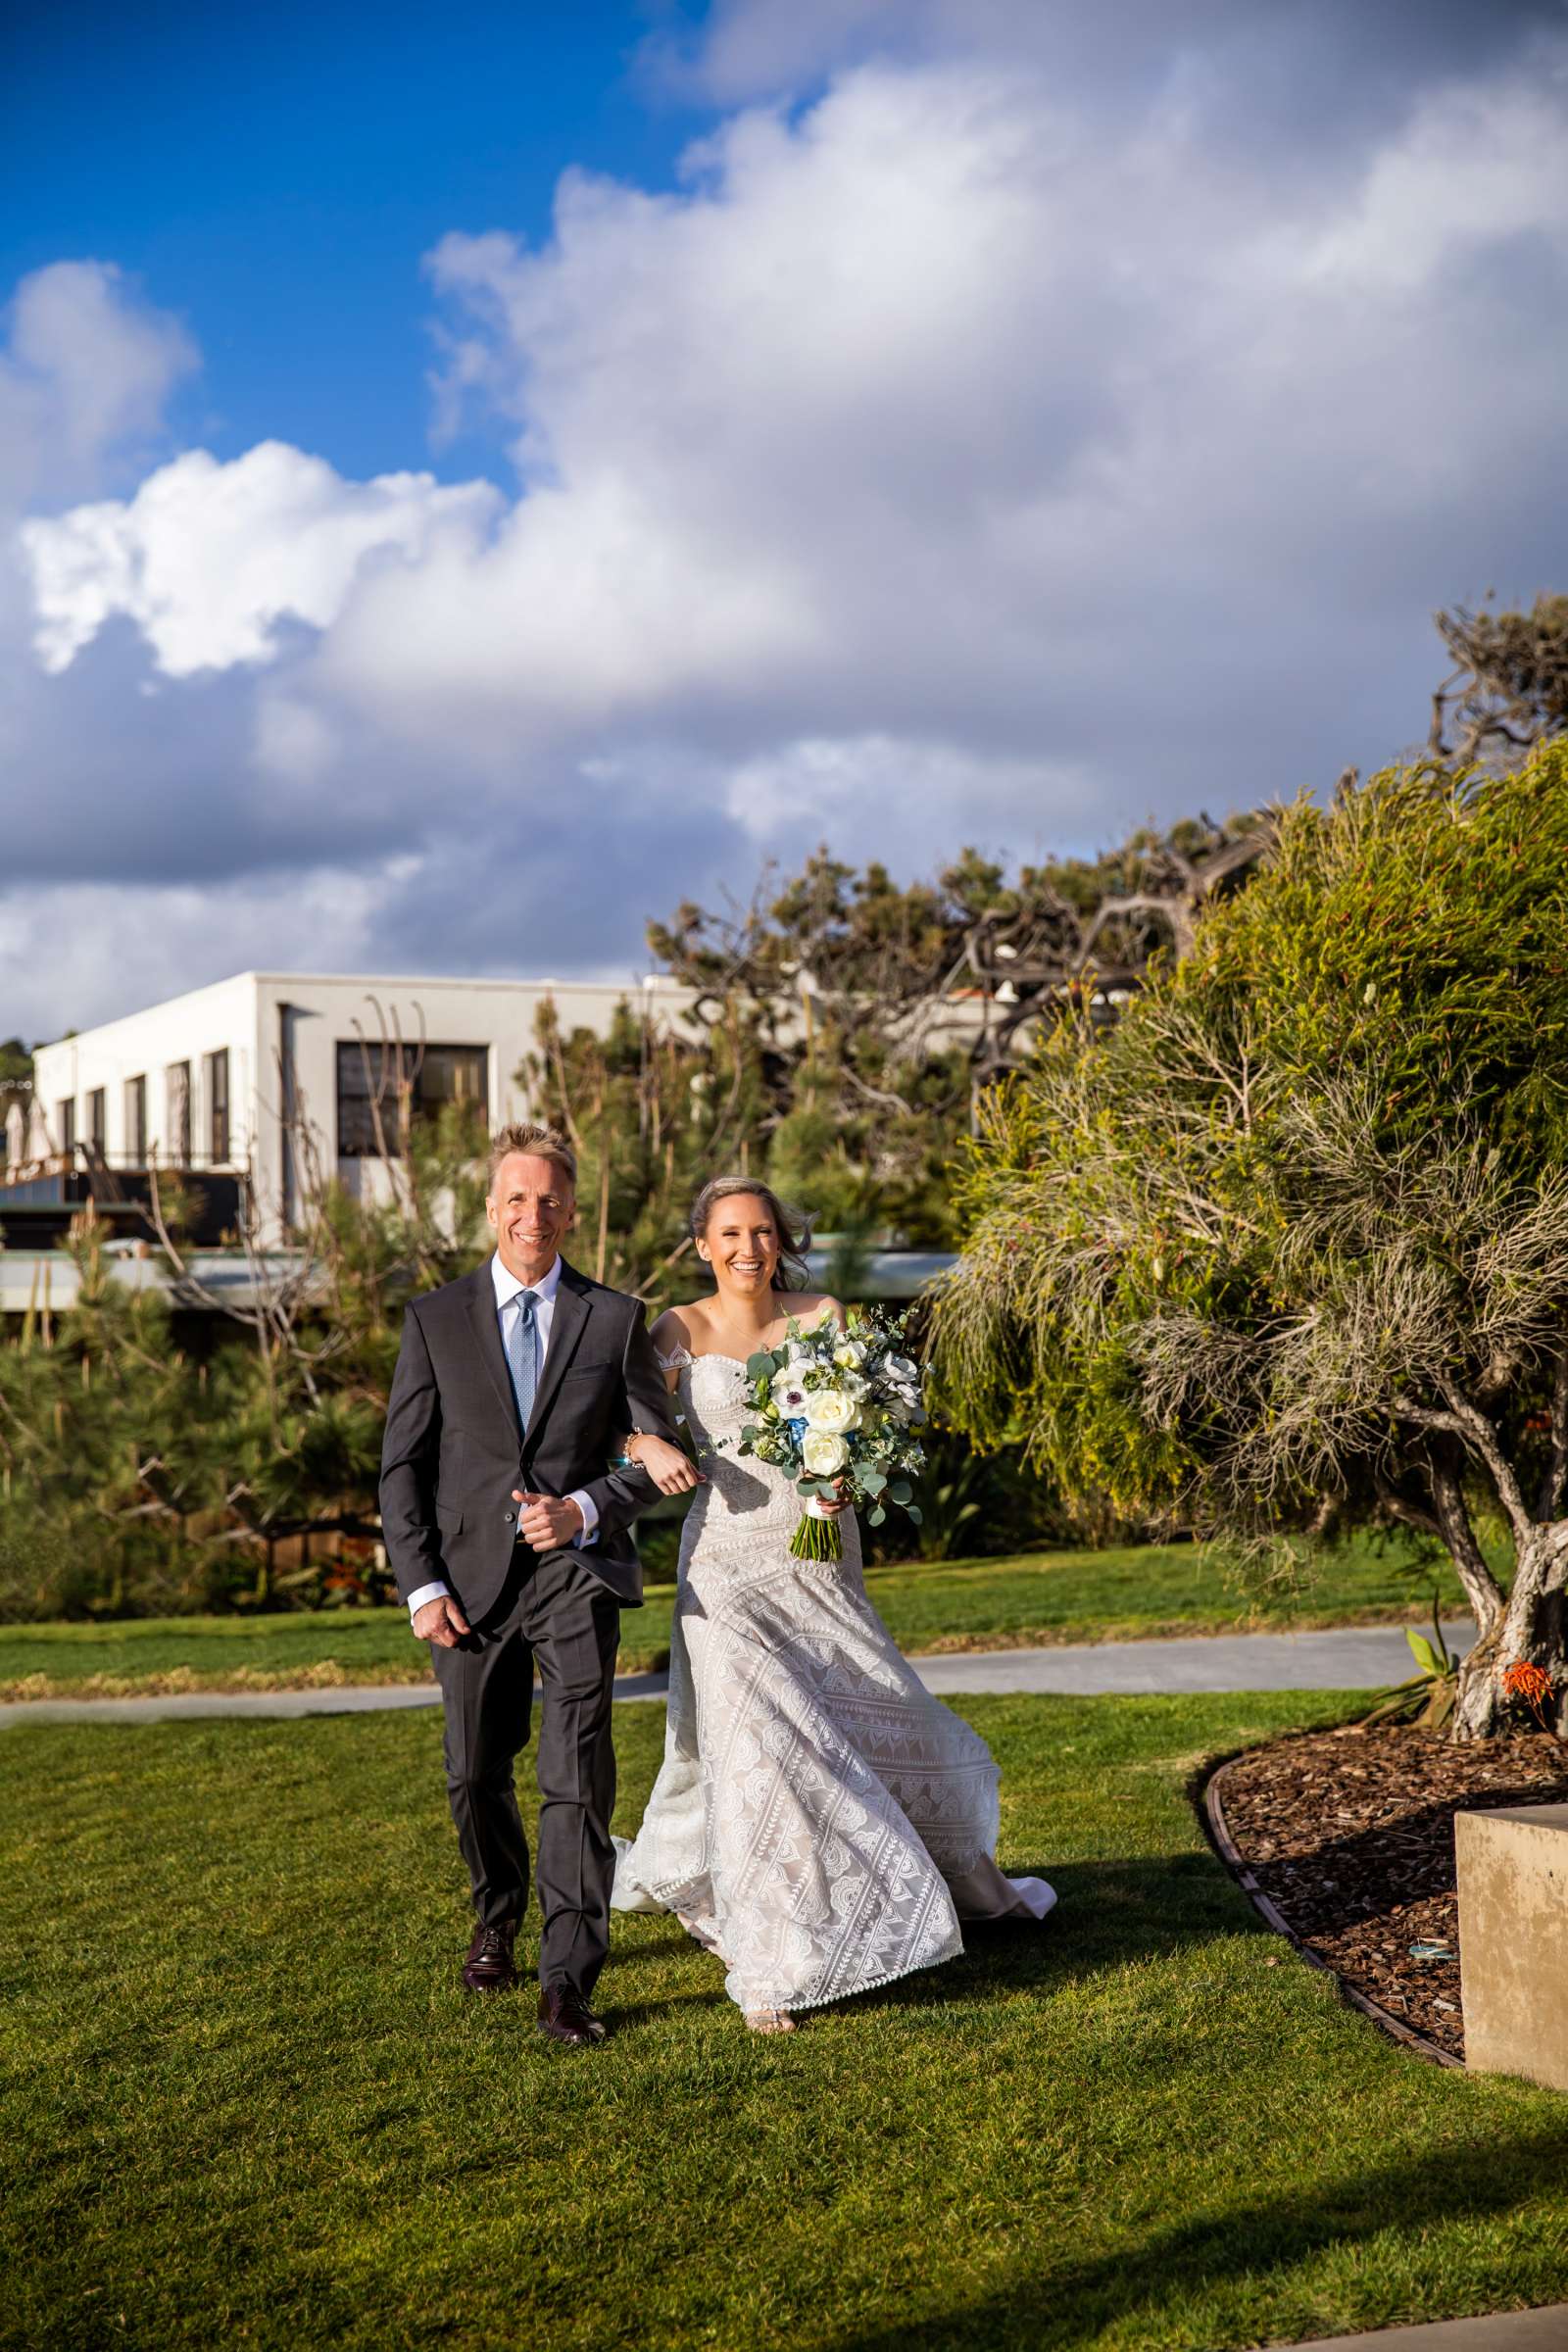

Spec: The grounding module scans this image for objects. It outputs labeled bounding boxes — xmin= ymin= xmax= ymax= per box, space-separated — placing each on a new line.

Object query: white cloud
xmin=21 ymin=441 xmax=500 ymax=676
xmin=335 ymin=46 xmax=1568 ymax=776
xmin=24 ymin=49 xmax=1568 ymax=751
xmin=638 ymin=0 xmax=1015 ymax=106
xmin=1303 ymin=70 xmax=1568 ymax=289
xmin=0 ymin=260 xmax=196 ymax=506
xmin=714 ymin=734 xmax=1094 ymax=856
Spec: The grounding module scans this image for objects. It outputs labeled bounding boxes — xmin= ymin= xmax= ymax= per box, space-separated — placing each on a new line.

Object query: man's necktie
xmin=505 ymin=1288 xmax=540 ymax=1432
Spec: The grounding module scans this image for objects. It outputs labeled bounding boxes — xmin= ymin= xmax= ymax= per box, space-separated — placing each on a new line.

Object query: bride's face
xmin=699 ymin=1194 xmax=781 ymax=1298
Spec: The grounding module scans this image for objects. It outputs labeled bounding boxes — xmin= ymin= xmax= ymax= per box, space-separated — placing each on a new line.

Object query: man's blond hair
xmin=487 ymin=1121 xmax=577 ymax=1194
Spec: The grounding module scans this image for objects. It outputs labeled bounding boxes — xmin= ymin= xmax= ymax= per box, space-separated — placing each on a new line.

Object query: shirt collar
xmin=490 ymin=1250 xmax=563 ymax=1311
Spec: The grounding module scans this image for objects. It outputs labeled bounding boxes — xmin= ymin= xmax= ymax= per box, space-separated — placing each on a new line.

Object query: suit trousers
xmin=429 ymin=1543 xmax=621 ymax=1994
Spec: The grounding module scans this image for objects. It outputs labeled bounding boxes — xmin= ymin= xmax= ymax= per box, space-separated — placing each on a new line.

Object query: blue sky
xmin=4 ymin=0 xmax=1567 ymax=1039
xmin=5 ymin=2 xmax=701 ymax=482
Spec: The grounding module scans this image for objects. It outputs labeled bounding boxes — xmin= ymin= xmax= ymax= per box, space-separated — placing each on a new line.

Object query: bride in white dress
xmin=612 ymin=1176 xmax=1054 ymax=2034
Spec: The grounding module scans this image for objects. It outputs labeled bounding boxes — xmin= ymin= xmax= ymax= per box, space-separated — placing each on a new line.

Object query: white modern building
xmin=15 ymin=969 xmax=702 ymax=1238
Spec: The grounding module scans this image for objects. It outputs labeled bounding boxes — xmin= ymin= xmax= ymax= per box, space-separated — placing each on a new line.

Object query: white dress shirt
xmin=405 ymin=1251 xmax=600 ymax=1623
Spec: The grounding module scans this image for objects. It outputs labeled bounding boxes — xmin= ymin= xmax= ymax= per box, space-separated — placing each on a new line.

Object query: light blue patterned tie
xmin=505 ymin=1288 xmax=540 ymax=1433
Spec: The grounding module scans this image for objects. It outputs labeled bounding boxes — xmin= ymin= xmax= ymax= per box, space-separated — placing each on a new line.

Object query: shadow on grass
xmin=829 ymin=2124 xmax=1568 ymax=2351
xmin=601 ymin=1987 xmax=731 ymax=2031
xmin=613 ymin=1927 xmax=702 ymax=1961
xmin=817 ymin=1849 xmax=1262 ymax=2023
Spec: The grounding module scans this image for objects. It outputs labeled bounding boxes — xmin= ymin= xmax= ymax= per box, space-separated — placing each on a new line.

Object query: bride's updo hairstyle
xmin=690 ymin=1176 xmax=811 ymax=1292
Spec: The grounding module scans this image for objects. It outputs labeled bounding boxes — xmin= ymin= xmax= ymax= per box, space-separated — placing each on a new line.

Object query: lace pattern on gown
xmin=613 ymin=1352 xmax=1043 ymax=2012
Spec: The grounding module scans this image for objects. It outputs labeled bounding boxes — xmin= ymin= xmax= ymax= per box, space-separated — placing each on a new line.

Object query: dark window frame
xmin=124 ymin=1075 xmax=147 ymax=1163
xmin=335 ymin=1041 xmax=488 ymax=1158
xmin=205 ymin=1049 xmax=230 ymax=1163
xmin=166 ymin=1061 xmax=191 ymax=1165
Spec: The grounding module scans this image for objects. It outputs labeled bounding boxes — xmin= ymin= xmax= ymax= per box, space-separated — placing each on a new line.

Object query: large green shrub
xmin=932 ymin=749 xmax=1568 ymax=1736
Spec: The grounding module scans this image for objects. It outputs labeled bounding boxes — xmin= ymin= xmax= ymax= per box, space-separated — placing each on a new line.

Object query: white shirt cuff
xmin=569 ymin=1488 xmax=598 ymax=1546
xmin=407 ymin=1580 xmax=451 ymax=1622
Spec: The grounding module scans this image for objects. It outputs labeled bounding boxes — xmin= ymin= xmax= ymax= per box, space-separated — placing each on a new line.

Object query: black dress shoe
xmin=537 ymin=1984 xmax=609 ymax=2046
xmin=462 ymin=1921 xmax=519 ymax=1993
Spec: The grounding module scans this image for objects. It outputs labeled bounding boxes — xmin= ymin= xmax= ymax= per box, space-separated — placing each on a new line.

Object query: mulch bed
xmin=1209 ymin=1725 xmax=1568 ymax=2060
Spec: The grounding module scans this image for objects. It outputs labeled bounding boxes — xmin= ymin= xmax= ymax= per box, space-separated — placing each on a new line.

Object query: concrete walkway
xmin=1288 ymin=2306 xmax=1568 ymax=2349
xmin=0 ymin=1621 xmax=1476 ymax=1727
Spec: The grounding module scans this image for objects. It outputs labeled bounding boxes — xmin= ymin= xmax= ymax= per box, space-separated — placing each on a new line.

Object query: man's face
xmin=487 ymin=1152 xmax=574 ymax=1281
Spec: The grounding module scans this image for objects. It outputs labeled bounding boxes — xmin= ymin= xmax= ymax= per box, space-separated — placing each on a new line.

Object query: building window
xmin=86 ymin=1088 xmax=106 ymax=1154
xmin=124 ymin=1076 xmax=147 ymax=1162
xmin=166 ymin=1061 xmax=191 ymax=1164
xmin=58 ymin=1099 xmax=76 ymax=1156
xmin=206 ymin=1050 xmax=230 ymax=1163
xmin=335 ymin=1042 xmax=488 ymax=1157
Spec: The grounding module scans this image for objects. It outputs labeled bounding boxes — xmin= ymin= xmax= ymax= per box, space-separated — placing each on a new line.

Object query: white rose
xmin=832 ymin=1338 xmax=867 ymax=1369
xmin=804 ymin=1387 xmax=860 ymax=1434
xmin=801 ymin=1430 xmax=850 ymax=1476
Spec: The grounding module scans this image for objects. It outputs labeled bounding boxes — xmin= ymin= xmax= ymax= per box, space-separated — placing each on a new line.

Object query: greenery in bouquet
xmin=734 ymin=1308 xmax=929 ymax=1562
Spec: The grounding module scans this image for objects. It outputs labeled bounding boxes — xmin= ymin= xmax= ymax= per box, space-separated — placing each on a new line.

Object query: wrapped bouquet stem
xmin=793 ymin=1489 xmax=847 ymax=1561
xmin=735 ymin=1307 xmax=928 ymax=1564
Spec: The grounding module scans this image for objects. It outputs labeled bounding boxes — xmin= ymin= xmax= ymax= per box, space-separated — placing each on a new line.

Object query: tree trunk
xmin=1430 ymin=1454 xmax=1507 ymax=1635
xmin=1452 ymin=1521 xmax=1568 ymax=1741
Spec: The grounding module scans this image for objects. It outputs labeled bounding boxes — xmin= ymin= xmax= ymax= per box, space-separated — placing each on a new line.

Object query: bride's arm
xmin=622 ymin=1427 xmax=701 ymax=1494
xmin=612 ymin=1310 xmax=703 ymax=1494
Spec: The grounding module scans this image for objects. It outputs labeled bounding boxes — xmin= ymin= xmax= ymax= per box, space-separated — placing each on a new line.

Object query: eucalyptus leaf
xmin=905 ymin=1505 xmax=923 ymax=1526
xmin=746 ymin=1350 xmax=778 ymax=1380
xmin=861 ymin=1469 xmax=888 ymax=1495
xmin=889 ymin=1480 xmax=913 ymax=1505
xmin=867 ymin=1505 xmax=887 ymax=1527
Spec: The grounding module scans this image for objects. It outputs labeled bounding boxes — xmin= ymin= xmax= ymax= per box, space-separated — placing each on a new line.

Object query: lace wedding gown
xmin=612 ymin=1349 xmax=1054 ymax=2015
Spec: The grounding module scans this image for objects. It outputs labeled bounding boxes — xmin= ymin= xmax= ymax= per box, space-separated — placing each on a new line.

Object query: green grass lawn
xmin=0 ymin=1534 xmax=1468 ymax=1699
xmin=3 ymin=1690 xmax=1565 ymax=2351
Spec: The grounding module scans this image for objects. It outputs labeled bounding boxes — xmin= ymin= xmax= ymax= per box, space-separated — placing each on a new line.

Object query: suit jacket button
xmin=502 ymin=1509 xmax=514 ymax=1523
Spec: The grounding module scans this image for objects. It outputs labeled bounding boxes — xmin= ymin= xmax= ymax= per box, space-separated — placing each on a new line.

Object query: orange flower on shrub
xmin=1502 ymin=1660 xmax=1557 ymax=1734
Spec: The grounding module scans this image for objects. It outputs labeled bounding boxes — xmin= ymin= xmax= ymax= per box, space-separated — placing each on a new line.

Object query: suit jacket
xmin=378 ymin=1256 xmax=679 ymax=1620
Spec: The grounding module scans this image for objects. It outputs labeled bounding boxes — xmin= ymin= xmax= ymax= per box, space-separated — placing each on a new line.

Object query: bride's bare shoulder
xmin=651 ymin=1302 xmax=711 ymax=1353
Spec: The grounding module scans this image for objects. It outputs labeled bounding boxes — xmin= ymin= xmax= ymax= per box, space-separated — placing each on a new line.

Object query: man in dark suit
xmin=379 ymin=1121 xmax=679 ymax=2047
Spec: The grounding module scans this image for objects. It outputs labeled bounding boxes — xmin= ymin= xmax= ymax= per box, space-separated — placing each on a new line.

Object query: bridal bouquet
xmin=735 ymin=1307 xmax=929 ymax=1563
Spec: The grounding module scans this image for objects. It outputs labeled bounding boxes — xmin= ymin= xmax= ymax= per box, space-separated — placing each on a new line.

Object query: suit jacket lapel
xmin=524 ymin=1260 xmax=591 ymax=1446
xmin=465 ymin=1265 xmax=522 ymax=1440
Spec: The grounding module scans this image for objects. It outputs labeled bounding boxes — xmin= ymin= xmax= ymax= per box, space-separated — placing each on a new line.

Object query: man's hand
xmin=513 ymin=1490 xmax=585 ymax=1548
xmin=413 ymin=1594 xmax=471 ymax=1648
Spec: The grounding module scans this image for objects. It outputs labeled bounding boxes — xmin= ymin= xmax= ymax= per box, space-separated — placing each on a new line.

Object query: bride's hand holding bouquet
xmin=734 ymin=1307 xmax=928 ymax=1562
